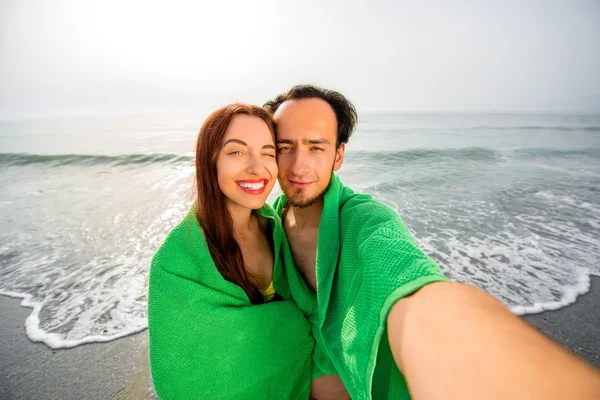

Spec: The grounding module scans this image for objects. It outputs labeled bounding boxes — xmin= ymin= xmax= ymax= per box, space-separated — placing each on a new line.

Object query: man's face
xmin=274 ymin=98 xmax=345 ymax=208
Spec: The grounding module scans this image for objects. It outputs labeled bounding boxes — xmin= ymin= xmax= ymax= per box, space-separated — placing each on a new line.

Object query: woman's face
xmin=216 ymin=114 xmax=278 ymax=212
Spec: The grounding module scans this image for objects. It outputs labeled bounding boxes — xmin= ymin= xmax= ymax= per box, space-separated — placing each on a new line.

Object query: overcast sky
xmin=0 ymin=0 xmax=599 ymax=116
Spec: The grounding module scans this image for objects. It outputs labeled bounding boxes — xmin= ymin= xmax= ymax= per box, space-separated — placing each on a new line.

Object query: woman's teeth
xmin=238 ymin=181 xmax=265 ymax=190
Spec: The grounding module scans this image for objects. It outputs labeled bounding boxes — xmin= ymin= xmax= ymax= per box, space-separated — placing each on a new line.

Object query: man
xmin=265 ymin=84 xmax=600 ymax=400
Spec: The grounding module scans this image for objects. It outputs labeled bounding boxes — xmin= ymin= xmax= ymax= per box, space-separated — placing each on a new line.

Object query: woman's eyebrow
xmin=224 ymin=139 xmax=247 ymax=146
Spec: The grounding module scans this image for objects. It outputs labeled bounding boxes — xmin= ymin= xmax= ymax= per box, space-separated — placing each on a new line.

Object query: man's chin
xmin=286 ymin=191 xmax=324 ymax=209
xmin=289 ymin=199 xmax=315 ymax=208
xmin=283 ymin=181 xmax=332 ymax=209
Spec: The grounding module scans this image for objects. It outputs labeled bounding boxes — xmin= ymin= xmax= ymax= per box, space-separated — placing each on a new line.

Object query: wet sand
xmin=0 ymin=295 xmax=156 ymax=400
xmin=522 ymin=275 xmax=600 ymax=367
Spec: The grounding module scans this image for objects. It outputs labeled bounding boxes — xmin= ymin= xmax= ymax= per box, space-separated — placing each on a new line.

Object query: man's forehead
xmin=273 ymin=98 xmax=337 ymax=138
xmin=274 ymin=98 xmax=336 ymax=124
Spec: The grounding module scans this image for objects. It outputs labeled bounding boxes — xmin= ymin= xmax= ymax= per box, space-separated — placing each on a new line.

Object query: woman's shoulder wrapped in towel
xmin=148 ymin=207 xmax=314 ymax=400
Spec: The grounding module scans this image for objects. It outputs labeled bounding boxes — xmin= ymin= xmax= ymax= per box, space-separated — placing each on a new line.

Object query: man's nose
xmin=288 ymin=151 xmax=309 ymax=177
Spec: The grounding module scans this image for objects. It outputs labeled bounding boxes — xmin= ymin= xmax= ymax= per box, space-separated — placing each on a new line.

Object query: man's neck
xmin=287 ymin=197 xmax=324 ymax=231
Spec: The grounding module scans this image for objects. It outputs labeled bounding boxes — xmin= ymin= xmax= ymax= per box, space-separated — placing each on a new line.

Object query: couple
xmin=148 ymin=85 xmax=600 ymax=400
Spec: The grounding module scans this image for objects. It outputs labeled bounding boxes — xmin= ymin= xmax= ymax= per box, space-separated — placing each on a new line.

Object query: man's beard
xmin=287 ymin=184 xmax=329 ymax=208
xmin=286 ymin=164 xmax=335 ymax=209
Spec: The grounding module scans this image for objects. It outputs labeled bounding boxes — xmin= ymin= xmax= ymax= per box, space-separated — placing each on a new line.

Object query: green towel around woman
xmin=148 ymin=205 xmax=314 ymax=400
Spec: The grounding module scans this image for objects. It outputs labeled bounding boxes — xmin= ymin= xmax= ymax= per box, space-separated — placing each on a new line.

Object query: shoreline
xmin=0 ymin=295 xmax=156 ymax=400
xmin=0 ymin=277 xmax=599 ymax=398
xmin=522 ymin=275 xmax=600 ymax=367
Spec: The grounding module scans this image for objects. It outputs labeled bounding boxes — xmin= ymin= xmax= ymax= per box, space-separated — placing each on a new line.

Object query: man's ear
xmin=333 ymin=143 xmax=345 ymax=171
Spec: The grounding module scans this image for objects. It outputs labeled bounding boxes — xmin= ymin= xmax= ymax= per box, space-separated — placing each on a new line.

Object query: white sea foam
xmin=1 ymin=290 xmax=148 ymax=348
xmin=0 ymin=161 xmax=193 ymax=349
xmin=510 ymin=271 xmax=591 ymax=315
xmin=355 ymin=167 xmax=600 ymax=316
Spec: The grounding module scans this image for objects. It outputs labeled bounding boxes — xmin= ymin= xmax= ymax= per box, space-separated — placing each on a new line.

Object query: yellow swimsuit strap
xmin=259 ymin=282 xmax=276 ymax=302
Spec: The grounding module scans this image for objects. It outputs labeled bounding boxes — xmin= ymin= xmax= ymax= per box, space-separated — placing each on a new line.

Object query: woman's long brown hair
xmin=195 ymin=104 xmax=275 ymax=304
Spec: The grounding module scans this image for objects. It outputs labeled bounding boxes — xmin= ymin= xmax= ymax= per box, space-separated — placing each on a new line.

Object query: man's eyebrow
xmin=276 ymin=139 xmax=294 ymax=145
xmin=224 ymin=139 xmax=247 ymax=146
xmin=303 ymin=138 xmax=331 ymax=145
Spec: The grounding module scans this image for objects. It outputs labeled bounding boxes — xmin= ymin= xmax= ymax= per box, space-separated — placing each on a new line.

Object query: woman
xmin=148 ymin=104 xmax=314 ymax=399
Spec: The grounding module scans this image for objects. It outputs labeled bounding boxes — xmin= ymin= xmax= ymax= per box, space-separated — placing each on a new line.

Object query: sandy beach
xmin=523 ymin=276 xmax=600 ymax=368
xmin=1 ymin=277 xmax=599 ymax=399
xmin=0 ymin=295 xmax=156 ymax=400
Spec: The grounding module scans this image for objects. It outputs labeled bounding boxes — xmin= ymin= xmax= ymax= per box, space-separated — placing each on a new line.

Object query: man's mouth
xmin=236 ymin=179 xmax=268 ymax=194
xmin=288 ymin=180 xmax=312 ymax=189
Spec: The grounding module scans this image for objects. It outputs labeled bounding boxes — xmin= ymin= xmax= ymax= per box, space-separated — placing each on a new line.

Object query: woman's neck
xmin=227 ymin=202 xmax=257 ymax=239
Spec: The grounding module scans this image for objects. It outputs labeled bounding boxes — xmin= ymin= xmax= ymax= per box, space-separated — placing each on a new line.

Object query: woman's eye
xmin=263 ymin=153 xmax=276 ymax=158
xmin=229 ymin=150 xmax=243 ymax=155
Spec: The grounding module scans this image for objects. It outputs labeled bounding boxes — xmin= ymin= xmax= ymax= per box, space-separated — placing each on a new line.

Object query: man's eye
xmin=311 ymin=147 xmax=324 ymax=152
xmin=278 ymin=146 xmax=292 ymax=153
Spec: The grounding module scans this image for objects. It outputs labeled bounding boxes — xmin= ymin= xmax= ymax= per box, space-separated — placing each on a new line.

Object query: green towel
xmin=148 ymin=205 xmax=313 ymax=400
xmin=273 ymin=174 xmax=449 ymax=400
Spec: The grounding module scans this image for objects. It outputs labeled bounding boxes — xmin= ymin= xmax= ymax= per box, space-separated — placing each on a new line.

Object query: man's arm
xmin=387 ymin=281 xmax=600 ymax=400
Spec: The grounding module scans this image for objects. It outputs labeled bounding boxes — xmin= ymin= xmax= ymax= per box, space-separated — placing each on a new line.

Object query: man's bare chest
xmin=286 ymin=230 xmax=318 ymax=292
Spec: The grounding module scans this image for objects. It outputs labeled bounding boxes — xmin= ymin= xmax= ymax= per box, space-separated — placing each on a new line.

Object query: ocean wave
xmin=347 ymin=147 xmax=499 ymax=164
xmin=0 ymin=152 xmax=193 ymax=167
xmin=360 ymin=125 xmax=600 ymax=133
xmin=347 ymin=147 xmax=600 ymax=165
xmin=3 ymin=147 xmax=597 ymax=169
xmin=471 ymin=125 xmax=600 ymax=131
xmin=512 ymin=147 xmax=600 ymax=158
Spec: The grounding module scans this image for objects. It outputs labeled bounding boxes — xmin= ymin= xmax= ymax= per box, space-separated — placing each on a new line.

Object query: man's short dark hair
xmin=263 ymin=84 xmax=358 ymax=147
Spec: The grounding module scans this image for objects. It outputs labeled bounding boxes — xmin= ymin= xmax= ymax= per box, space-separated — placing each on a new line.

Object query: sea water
xmin=1 ymin=113 xmax=599 ymax=348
